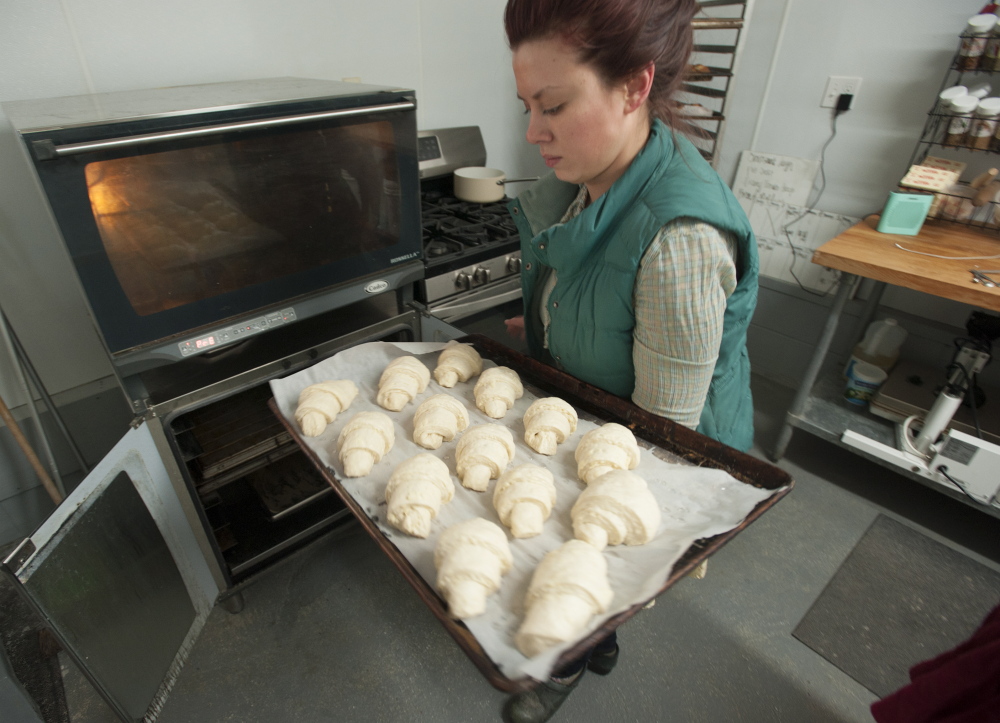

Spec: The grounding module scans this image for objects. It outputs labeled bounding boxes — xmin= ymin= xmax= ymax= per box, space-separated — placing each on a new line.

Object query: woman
xmin=501 ymin=1 xmax=759 ymax=721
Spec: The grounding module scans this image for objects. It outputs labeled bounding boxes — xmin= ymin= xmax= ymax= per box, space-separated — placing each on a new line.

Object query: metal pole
xmin=0 ymin=307 xmax=66 ymax=497
xmin=1 ymin=308 xmax=90 ymax=474
xmin=772 ymin=273 xmax=857 ymax=459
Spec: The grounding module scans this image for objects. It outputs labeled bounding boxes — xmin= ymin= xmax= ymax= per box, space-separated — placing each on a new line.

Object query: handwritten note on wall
xmin=732 ymin=151 xmax=819 ymax=207
xmin=732 ymin=151 xmax=857 ymax=294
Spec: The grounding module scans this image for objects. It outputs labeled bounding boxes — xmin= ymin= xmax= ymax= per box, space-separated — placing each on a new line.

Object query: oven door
xmin=1 ymin=419 xmax=219 ymax=723
xmin=17 ymin=91 xmax=421 ymax=358
xmin=429 ymin=277 xmax=528 ymax=355
xmin=427 ymin=275 xmax=521 ymax=324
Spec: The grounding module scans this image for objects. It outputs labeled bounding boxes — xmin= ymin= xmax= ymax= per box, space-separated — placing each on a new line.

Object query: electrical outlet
xmin=821 ymin=76 xmax=862 ymax=109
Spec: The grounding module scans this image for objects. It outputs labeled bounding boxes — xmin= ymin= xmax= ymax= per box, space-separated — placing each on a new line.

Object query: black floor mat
xmin=793 ymin=514 xmax=1000 ymax=698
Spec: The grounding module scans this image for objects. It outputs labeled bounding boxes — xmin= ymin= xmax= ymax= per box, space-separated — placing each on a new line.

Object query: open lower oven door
xmin=1 ymin=421 xmax=220 ymax=723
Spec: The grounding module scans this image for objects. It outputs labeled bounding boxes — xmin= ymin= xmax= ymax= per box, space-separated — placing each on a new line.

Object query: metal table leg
xmin=771 ymin=273 xmax=858 ymax=460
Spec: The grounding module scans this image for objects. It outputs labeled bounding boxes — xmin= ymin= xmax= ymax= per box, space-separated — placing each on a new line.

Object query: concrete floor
xmin=55 ymin=376 xmax=1000 ymax=722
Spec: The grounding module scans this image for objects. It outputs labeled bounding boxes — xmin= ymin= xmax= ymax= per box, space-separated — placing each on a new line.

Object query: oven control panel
xmin=423 ymin=253 xmax=521 ymax=304
xmin=178 ymin=307 xmax=297 ymax=357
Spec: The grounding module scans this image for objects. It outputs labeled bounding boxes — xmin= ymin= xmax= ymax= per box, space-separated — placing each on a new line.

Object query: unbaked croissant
xmin=522 ymin=397 xmax=578 ymax=455
xmin=433 ymin=341 xmax=483 ymax=388
xmin=456 ymin=423 xmax=515 ymax=492
xmin=474 ymin=366 xmax=523 ymax=419
xmin=434 ymin=517 xmax=513 ymax=619
xmin=384 ymin=453 xmax=455 ymax=538
xmin=336 ymin=411 xmax=395 ymax=477
xmin=493 ymin=463 xmax=557 ymax=538
xmin=294 ymin=380 xmax=358 ymax=437
xmin=571 ymin=470 xmax=661 ymax=550
xmin=377 ymin=356 xmax=431 ymax=411
xmin=514 ymin=539 xmax=614 ymax=658
xmin=413 ymin=394 xmax=470 ymax=450
xmin=574 ymin=422 xmax=641 ymax=484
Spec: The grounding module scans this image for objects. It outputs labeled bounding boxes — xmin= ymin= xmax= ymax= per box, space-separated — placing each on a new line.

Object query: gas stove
xmin=416 ymin=127 xmax=523 ymax=319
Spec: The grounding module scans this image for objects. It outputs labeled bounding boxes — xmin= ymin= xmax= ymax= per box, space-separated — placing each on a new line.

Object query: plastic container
xmin=971 ymin=97 xmax=1000 ymax=149
xmin=845 ymin=318 xmax=908 ymax=378
xmin=844 ymin=361 xmax=889 ymax=406
xmin=960 ymin=14 xmax=998 ymax=70
xmin=968 ymin=81 xmax=993 ymax=99
xmin=945 ymin=95 xmax=980 ymax=146
xmin=936 ymin=85 xmax=968 ymax=118
xmin=985 ymin=26 xmax=1000 ymax=70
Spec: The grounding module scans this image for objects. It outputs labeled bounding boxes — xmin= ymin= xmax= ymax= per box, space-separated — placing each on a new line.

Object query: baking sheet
xmin=270 ymin=340 xmax=780 ymax=681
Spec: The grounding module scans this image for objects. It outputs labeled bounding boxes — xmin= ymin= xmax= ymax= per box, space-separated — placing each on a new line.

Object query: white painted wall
xmin=718 ymin=0 xmax=992 ymax=328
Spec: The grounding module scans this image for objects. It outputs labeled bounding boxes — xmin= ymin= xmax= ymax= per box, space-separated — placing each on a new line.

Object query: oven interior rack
xmin=170 ymin=382 xmax=348 ymax=581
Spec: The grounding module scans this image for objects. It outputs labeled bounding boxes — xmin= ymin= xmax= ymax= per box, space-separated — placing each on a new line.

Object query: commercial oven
xmin=0 ymin=78 xmax=463 ymax=722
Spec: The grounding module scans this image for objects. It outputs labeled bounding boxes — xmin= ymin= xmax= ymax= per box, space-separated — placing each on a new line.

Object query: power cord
xmin=781 ymin=93 xmax=852 ymax=297
xmin=936 ymin=465 xmax=987 ymax=506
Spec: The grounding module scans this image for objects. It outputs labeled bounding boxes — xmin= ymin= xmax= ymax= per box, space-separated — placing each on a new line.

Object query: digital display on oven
xmin=177 ymin=307 xmax=296 ymax=356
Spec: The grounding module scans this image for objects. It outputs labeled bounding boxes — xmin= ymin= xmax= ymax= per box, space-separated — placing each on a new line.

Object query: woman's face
xmin=512 ymin=35 xmax=650 ymax=201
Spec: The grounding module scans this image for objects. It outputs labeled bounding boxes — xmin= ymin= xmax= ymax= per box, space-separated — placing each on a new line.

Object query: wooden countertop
xmin=811 ymin=216 xmax=1000 ymax=312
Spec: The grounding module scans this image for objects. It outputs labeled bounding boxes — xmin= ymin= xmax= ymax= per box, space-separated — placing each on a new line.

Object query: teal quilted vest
xmin=507 ymin=120 xmax=759 ymax=450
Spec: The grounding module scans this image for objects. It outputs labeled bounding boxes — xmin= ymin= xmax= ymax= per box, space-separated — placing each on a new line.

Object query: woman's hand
xmin=505 ymin=316 xmax=526 ymax=341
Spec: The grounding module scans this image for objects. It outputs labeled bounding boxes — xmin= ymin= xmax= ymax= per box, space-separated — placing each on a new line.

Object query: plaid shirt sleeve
xmin=632 ymin=219 xmax=738 ymax=428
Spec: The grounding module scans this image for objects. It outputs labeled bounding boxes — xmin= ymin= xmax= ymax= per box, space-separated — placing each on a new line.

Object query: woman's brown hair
xmin=504 ymin=0 xmax=698 ymax=130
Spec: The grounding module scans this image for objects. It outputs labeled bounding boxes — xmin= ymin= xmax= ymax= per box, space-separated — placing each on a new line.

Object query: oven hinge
xmin=129 ymin=405 xmax=155 ymax=428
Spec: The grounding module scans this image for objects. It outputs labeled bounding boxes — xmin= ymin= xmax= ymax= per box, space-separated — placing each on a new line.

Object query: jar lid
xmin=950 ymin=95 xmax=980 ymax=113
xmin=977 ymin=97 xmax=1000 ymax=115
xmin=967 ymin=13 xmax=998 ymax=34
xmin=940 ymin=85 xmax=968 ymax=102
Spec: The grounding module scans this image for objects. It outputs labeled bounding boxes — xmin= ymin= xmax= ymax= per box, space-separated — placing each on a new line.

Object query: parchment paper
xmin=270 ymin=340 xmax=779 ymax=681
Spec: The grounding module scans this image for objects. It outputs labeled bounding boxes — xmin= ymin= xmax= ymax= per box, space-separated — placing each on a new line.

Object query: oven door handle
xmin=430 ymin=283 xmax=522 ymax=323
xmin=32 ymin=101 xmax=416 ymax=159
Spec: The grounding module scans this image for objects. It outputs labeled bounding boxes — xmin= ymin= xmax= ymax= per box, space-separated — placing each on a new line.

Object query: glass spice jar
xmin=971 ymin=98 xmax=1000 ymax=149
xmin=959 ymin=14 xmax=998 ymax=70
xmin=945 ymin=95 xmax=980 ymax=146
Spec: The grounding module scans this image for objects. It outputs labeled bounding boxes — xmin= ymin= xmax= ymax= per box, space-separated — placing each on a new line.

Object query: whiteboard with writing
xmin=731 ymin=151 xmax=855 ymax=293
xmin=743 ymin=199 xmax=857 ymax=294
xmin=731 ymin=150 xmax=820 ymax=207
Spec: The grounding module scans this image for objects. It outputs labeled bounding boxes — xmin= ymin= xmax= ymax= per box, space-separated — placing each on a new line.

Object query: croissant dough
xmin=385 ymin=453 xmax=455 ymax=538
xmin=294 ymin=380 xmax=359 ymax=437
xmin=336 ymin=411 xmax=395 ymax=477
xmin=474 ymin=366 xmax=523 ymax=419
xmin=515 ymin=539 xmax=614 ymax=658
xmin=412 ymin=393 xmax=470 ymax=450
xmin=572 ymin=470 xmax=661 ymax=550
xmin=456 ymin=423 xmax=515 ymax=492
xmin=522 ymin=397 xmax=578 ymax=455
xmin=493 ymin=463 xmax=557 ymax=538
xmin=377 ymin=356 xmax=431 ymax=411
xmin=434 ymin=517 xmax=513 ymax=619
xmin=575 ymin=422 xmax=641 ymax=484
xmin=433 ymin=341 xmax=483 ymax=388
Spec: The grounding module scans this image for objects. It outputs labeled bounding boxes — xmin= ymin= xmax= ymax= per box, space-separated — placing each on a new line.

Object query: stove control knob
xmin=506 ymin=256 xmax=522 ymax=273
xmin=455 ymin=271 xmax=473 ymax=290
xmin=473 ymin=267 xmax=492 ymax=285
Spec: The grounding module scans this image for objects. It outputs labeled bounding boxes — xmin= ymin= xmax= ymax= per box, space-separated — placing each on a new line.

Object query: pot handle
xmin=497 ymin=177 xmax=539 ymax=185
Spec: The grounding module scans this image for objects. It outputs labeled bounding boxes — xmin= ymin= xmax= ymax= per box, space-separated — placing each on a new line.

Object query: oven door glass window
xmin=84 ymin=121 xmax=400 ymax=317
